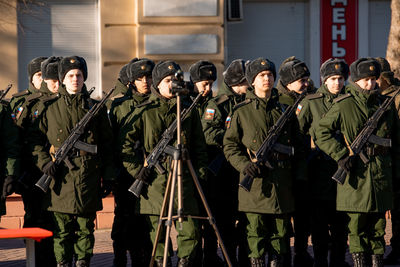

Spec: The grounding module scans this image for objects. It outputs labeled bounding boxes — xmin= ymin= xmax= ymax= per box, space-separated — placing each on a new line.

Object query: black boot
xmin=269 ymin=254 xmax=283 ymax=267
xmin=250 ymin=257 xmax=265 ymax=267
xmin=293 ymin=252 xmax=314 ymax=267
xmin=371 ymin=254 xmax=383 ymax=267
xmin=351 ymin=253 xmax=367 ymax=267
xmin=57 ymin=262 xmax=71 ymax=267
xmin=155 ymin=257 xmax=172 ymax=267
xmin=75 ymin=259 xmax=90 ymax=267
xmin=384 ymin=249 xmax=400 ymax=265
xmin=177 ymin=257 xmax=191 ymax=267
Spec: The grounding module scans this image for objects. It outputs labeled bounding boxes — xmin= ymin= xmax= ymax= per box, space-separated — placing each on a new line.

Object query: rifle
xmin=128 ymin=93 xmax=203 ymax=197
xmin=332 ymin=90 xmax=399 ymax=185
xmin=0 ymin=84 xmax=12 ymax=101
xmin=35 ymin=87 xmax=115 ymax=192
xmin=238 ymin=92 xmax=306 ymax=192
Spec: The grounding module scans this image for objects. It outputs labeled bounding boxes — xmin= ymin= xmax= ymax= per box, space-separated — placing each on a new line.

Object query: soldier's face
xmin=355 ymin=76 xmax=376 ymax=90
xmin=31 ymin=71 xmax=43 ymax=90
xmin=286 ymin=77 xmax=309 ymax=94
xmin=44 ymin=79 xmax=60 ymax=93
xmin=195 ymin=80 xmax=214 ymax=96
xmin=231 ymin=81 xmax=248 ymax=95
xmin=134 ymin=75 xmax=152 ymax=94
xmin=252 ymin=70 xmax=274 ymax=92
xmin=158 ymin=75 xmax=174 ymax=99
xmin=325 ymin=75 xmax=344 ymax=95
xmin=63 ymin=69 xmax=84 ymax=94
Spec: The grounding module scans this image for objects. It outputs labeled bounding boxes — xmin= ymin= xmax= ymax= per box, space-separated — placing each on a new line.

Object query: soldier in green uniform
xmin=201 ymin=59 xmax=248 ymax=267
xmin=315 ymin=58 xmax=400 ymax=267
xmin=223 ymin=57 xmax=306 ymax=267
xmin=277 ymin=56 xmax=313 ymax=267
xmin=109 ymin=58 xmax=154 ymax=267
xmin=374 ymin=57 xmax=400 ymax=265
xmin=296 ymin=58 xmax=350 ymax=267
xmin=121 ymin=60 xmax=208 ymax=267
xmin=30 ymin=56 xmax=116 ymax=267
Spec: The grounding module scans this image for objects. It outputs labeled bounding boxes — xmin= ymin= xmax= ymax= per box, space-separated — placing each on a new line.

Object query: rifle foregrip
xmin=239 ymin=175 xmax=253 ymax=192
xmin=35 ymin=174 xmax=52 ymax=193
xmin=128 ymin=179 xmax=143 ymax=198
xmin=331 ymin=167 xmax=346 ymax=185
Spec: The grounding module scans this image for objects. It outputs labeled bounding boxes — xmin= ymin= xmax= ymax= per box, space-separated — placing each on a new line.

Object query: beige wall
xmin=0 ymin=0 xmax=18 ymax=96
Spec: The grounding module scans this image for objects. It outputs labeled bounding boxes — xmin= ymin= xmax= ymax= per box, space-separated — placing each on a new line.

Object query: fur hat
xmin=350 ymin=58 xmax=381 ymax=82
xmin=189 ymin=60 xmax=217 ymax=83
xmin=278 ymin=56 xmax=310 ymax=86
xmin=28 ymin=56 xmax=47 ymax=82
xmin=119 ymin=64 xmax=130 ymax=85
xmin=41 ymin=56 xmax=62 ymax=80
xmin=245 ymin=57 xmax=276 ymax=85
xmin=375 ymin=57 xmax=392 ymax=74
xmin=58 ymin=56 xmax=88 ymax=82
xmin=127 ymin=58 xmax=155 ymax=82
xmin=223 ymin=59 xmax=246 ymax=86
xmin=152 ymin=60 xmax=181 ymax=87
xmin=320 ymin=58 xmax=349 ymax=82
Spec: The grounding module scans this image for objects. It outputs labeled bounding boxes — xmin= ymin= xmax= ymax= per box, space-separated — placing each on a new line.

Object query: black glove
xmin=243 ymin=162 xmax=262 ymax=178
xmin=137 ymin=167 xmax=152 ymax=184
xmin=2 ymin=175 xmax=16 ymax=200
xmin=101 ymin=180 xmax=114 ymax=198
xmin=338 ymin=155 xmax=355 ymax=173
xmin=43 ymin=161 xmax=57 ymax=177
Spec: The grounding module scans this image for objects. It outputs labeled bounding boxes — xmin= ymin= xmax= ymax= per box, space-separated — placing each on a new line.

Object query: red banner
xmin=321 ymin=0 xmax=358 ymax=65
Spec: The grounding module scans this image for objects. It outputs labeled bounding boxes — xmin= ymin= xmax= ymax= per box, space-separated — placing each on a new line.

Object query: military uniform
xmin=315 ymin=80 xmax=400 ymax=261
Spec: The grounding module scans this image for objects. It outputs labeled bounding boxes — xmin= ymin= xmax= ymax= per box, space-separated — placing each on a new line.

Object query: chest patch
xmin=225 ymin=116 xmax=231 ymax=129
xmin=296 ymin=104 xmax=303 ymax=116
xmin=204 ymin=108 xmax=215 ymax=120
xmin=33 ymin=110 xmax=39 ymax=119
xmin=16 ymin=106 xmax=24 ymax=120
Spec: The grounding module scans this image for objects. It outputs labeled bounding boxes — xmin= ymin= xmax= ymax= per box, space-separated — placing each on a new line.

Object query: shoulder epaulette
xmin=40 ymin=94 xmax=59 ymax=104
xmin=135 ymin=99 xmax=153 ymax=108
xmin=112 ymin=94 xmax=130 ymax=104
xmin=233 ymin=99 xmax=252 ymax=110
xmin=110 ymin=93 xmax=125 ymax=101
xmin=26 ymin=92 xmax=43 ymax=103
xmin=333 ymin=93 xmax=352 ymax=103
xmin=305 ymin=92 xmax=324 ymax=100
xmin=215 ymin=94 xmax=230 ymax=106
xmin=12 ymin=89 xmax=29 ymax=98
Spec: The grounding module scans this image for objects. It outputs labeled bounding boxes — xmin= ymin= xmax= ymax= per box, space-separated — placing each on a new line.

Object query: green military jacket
xmin=201 ymin=82 xmax=245 ymax=148
xmin=0 ymin=103 xmax=20 ymax=215
xmin=223 ymin=89 xmax=305 ymax=214
xmin=276 ymin=79 xmax=297 ymax=106
xmin=121 ymin=87 xmax=208 ymax=215
xmin=297 ymin=85 xmax=343 ymax=201
xmin=315 ymin=83 xmax=400 ymax=212
xmin=9 ymin=83 xmax=38 ymax=116
xmin=30 ymin=85 xmax=116 ymax=214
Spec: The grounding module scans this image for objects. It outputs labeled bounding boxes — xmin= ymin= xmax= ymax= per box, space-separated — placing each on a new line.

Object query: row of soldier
xmin=0 ymin=55 xmax=398 ymax=267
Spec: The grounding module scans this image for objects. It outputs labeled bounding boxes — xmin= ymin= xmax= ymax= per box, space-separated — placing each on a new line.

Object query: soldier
xmin=315 ymin=58 xmax=400 ymax=267
xmin=109 ymin=58 xmax=154 ymax=267
xmin=223 ymin=57 xmax=305 ymax=267
xmin=200 ymin=59 xmax=248 ymax=267
xmin=276 ymin=56 xmax=313 ymax=267
xmin=121 ymin=60 xmax=208 ymax=267
xmin=374 ymin=57 xmax=400 ymax=265
xmin=297 ymin=58 xmax=350 ymax=267
xmin=30 ymin=56 xmax=116 ymax=267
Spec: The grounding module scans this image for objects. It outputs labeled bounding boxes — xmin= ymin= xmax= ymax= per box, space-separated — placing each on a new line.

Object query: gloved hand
xmin=2 ymin=175 xmax=16 ymax=200
xmin=136 ymin=167 xmax=152 ymax=184
xmin=243 ymin=162 xmax=262 ymax=178
xmin=338 ymin=155 xmax=355 ymax=173
xmin=101 ymin=180 xmax=114 ymax=198
xmin=42 ymin=161 xmax=57 ymax=177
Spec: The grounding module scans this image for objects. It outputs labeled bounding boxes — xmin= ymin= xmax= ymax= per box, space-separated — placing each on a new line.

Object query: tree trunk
xmin=387 ymin=0 xmax=400 ymax=78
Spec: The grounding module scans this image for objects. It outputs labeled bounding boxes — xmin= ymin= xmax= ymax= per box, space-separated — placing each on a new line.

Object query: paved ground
xmin=0 ymin=221 xmax=399 ymax=266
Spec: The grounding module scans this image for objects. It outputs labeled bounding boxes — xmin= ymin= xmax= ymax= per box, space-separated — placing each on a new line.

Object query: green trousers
xmin=245 ymin=212 xmax=289 ymax=258
xmin=52 ymin=212 xmax=96 ymax=263
xmin=347 ymin=212 xmax=386 ymax=255
xmin=147 ymin=215 xmax=199 ymax=259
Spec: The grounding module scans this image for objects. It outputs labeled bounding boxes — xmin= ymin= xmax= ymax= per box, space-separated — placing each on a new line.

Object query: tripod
xmin=149 ymin=92 xmax=232 ymax=267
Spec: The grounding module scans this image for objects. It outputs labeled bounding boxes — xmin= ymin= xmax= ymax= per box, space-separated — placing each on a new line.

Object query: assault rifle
xmin=35 ymin=87 xmax=115 ymax=192
xmin=0 ymin=84 xmax=12 ymax=101
xmin=238 ymin=92 xmax=306 ymax=192
xmin=128 ymin=93 xmax=203 ymax=197
xmin=332 ymin=89 xmax=399 ymax=185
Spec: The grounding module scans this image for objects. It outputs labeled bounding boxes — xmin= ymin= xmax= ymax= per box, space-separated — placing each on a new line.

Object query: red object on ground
xmin=0 ymin=227 xmax=53 ymax=242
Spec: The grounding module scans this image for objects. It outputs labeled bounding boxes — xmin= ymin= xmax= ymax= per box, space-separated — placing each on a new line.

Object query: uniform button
xmin=253 ymin=140 xmax=256 ymax=143
xmin=57 ymin=138 xmax=60 ymax=142
xmin=88 ymin=130 xmax=91 ymax=134
xmin=59 ymin=129 xmax=62 ymax=133
xmin=287 ymin=139 xmax=291 ymax=144
xmin=284 ymin=131 xmax=287 ymax=134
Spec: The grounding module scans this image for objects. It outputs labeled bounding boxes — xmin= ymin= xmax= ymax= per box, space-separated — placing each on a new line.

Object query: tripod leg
xmin=185 ymin=159 xmax=233 ymax=267
xmin=163 ymin=159 xmax=179 ymax=267
xmin=149 ymin=162 xmax=175 ymax=267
